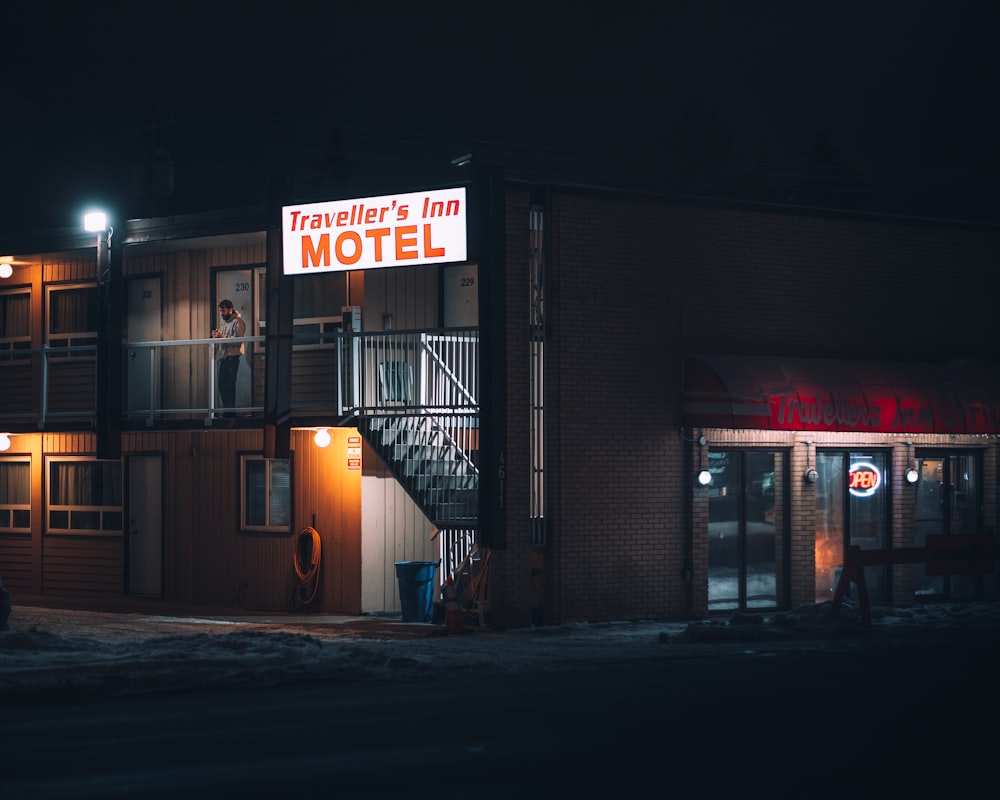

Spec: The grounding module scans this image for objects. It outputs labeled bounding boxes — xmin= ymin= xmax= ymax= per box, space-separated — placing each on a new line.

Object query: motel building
xmin=0 ymin=167 xmax=998 ymax=626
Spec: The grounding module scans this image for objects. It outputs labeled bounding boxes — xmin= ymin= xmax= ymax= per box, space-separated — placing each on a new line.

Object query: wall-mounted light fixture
xmin=905 ymin=441 xmax=919 ymax=484
xmin=803 ymin=440 xmax=819 ymax=483
xmin=695 ymin=432 xmax=712 ymax=487
xmin=314 ymin=428 xmax=332 ymax=448
xmin=0 ymin=256 xmax=13 ymax=280
xmin=0 ymin=433 xmax=11 ymax=452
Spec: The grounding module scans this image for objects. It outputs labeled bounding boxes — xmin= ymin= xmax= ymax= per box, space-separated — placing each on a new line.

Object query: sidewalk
xmin=4 ymin=597 xmax=464 ymax=643
xmin=2 ymin=598 xmax=998 ymax=707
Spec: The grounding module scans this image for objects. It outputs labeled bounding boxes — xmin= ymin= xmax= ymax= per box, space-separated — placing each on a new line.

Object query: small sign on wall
xmin=347 ymin=435 xmax=362 ymax=470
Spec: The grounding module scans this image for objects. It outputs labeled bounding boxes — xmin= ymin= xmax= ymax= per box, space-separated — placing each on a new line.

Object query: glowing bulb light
xmin=0 ymin=433 xmax=10 ymax=452
xmin=83 ymin=211 xmax=108 ymax=232
xmin=314 ymin=428 xmax=331 ymax=448
xmin=0 ymin=262 xmax=12 ymax=279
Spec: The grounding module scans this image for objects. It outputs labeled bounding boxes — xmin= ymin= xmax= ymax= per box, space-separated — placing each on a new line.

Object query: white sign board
xmin=282 ymin=187 xmax=467 ymax=275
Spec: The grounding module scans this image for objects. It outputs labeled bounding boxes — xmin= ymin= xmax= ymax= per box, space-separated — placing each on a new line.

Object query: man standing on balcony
xmin=212 ymin=299 xmax=246 ymax=425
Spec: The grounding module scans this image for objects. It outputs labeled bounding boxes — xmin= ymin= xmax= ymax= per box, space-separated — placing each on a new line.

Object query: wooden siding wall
xmin=120 ymin=426 xmax=361 ymax=612
xmin=0 ymin=433 xmax=41 ymax=592
xmin=124 ymin=242 xmax=266 ymax=419
xmin=0 ymin=254 xmax=99 ymax=425
xmin=363 ymin=264 xmax=439 ymax=330
xmin=361 ymin=441 xmax=438 ymax=614
xmin=1 ymin=363 xmax=33 ymax=418
xmin=0 ymin=427 xmax=364 ymax=611
xmin=42 ymin=254 xmax=96 ymax=284
xmin=40 ymin=433 xmax=123 ymax=598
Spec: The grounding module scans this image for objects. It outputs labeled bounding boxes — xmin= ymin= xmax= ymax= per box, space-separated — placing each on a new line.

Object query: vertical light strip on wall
xmin=529 ymin=205 xmax=547 ymax=547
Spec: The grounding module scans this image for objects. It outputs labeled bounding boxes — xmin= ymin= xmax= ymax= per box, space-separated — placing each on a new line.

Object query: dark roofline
xmin=504 ymin=171 xmax=999 ymax=232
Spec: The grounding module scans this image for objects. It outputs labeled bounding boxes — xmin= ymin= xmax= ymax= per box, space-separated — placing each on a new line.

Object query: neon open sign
xmin=849 ymin=461 xmax=882 ymax=498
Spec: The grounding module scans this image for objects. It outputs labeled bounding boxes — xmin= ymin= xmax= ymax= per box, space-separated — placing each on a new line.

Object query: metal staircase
xmin=359 ymin=413 xmax=479 ymax=529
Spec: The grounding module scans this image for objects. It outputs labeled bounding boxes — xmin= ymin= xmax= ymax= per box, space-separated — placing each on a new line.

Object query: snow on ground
xmin=1 ymin=600 xmax=998 ymax=706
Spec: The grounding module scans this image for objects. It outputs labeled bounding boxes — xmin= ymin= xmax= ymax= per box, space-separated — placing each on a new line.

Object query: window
xmin=0 ymin=290 xmax=31 ymax=361
xmin=241 ymin=455 xmax=291 ymax=532
xmin=47 ymin=283 xmax=98 ymax=356
xmin=0 ymin=458 xmax=31 ymax=531
xmin=47 ymin=458 xmax=122 ymax=534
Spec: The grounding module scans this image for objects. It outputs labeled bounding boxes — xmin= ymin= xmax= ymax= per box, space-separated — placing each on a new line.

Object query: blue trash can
xmin=394 ymin=561 xmax=438 ymax=622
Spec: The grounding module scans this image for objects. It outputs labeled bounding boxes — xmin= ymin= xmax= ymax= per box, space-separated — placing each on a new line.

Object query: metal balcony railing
xmin=2 ymin=327 xmax=479 ymax=436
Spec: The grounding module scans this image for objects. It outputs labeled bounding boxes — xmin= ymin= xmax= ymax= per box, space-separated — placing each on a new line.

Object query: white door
xmin=443 ymin=263 xmax=478 ymax=327
xmin=128 ymin=455 xmax=163 ymax=597
xmin=215 ymin=270 xmax=254 ymax=410
xmin=127 ymin=277 xmax=162 ymax=415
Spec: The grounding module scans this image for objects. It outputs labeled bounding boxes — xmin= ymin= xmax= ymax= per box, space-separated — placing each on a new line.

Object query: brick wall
xmin=494 ymin=184 xmax=999 ymax=624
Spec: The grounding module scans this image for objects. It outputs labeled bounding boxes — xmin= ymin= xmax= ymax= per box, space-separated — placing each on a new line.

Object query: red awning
xmin=683 ymin=355 xmax=1000 ymax=434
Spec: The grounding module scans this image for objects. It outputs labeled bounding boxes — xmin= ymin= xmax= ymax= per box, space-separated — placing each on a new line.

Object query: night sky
xmin=2 ymin=0 xmax=998 ymax=235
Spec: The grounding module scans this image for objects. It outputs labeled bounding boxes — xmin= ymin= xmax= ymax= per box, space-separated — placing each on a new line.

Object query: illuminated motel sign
xmin=282 ymin=187 xmax=467 ymax=275
xmin=848 ymin=461 xmax=882 ymax=498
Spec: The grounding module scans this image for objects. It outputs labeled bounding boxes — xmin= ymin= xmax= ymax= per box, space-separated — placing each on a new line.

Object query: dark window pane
xmin=71 ymin=510 xmax=101 ymax=530
xmin=102 ymin=511 xmax=123 ymax=531
xmin=245 ymin=460 xmax=266 ymax=526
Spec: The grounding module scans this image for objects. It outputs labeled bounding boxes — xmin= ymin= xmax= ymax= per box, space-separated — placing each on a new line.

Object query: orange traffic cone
xmin=443 ymin=576 xmax=465 ymax=633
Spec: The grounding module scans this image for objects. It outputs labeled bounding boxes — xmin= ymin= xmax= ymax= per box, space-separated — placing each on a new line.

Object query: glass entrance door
xmin=913 ymin=453 xmax=981 ymax=600
xmin=814 ymin=451 xmax=890 ymax=605
xmin=707 ymin=450 xmax=783 ymax=611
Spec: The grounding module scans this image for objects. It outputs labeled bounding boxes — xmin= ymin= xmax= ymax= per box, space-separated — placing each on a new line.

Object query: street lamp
xmin=85 ymin=208 xmax=121 ymax=459
xmin=83 ymin=211 xmax=107 ymax=232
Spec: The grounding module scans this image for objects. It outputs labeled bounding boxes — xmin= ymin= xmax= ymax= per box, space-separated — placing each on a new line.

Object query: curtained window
xmin=47 ymin=458 xmax=122 ymax=534
xmin=0 ymin=458 xmax=30 ymax=530
xmin=0 ymin=290 xmax=31 ymax=360
xmin=47 ymin=284 xmax=98 ymax=356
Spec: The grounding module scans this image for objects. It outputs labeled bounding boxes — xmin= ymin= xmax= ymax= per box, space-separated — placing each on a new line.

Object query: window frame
xmin=45 ymin=282 xmax=99 ymax=358
xmin=240 ymin=453 xmax=293 ymax=533
xmin=45 ymin=456 xmax=123 ymax=536
xmin=0 ymin=456 xmax=31 ymax=532
xmin=0 ymin=287 xmax=31 ymax=363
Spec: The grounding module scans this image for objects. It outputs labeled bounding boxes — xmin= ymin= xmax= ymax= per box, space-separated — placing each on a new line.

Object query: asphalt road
xmin=3 ymin=633 xmax=997 ymax=800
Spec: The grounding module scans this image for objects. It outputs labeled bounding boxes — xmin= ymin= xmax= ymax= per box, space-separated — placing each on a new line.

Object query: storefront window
xmin=814 ymin=451 xmax=889 ymax=604
xmin=913 ymin=453 xmax=981 ymax=600
xmin=708 ymin=450 xmax=781 ymax=611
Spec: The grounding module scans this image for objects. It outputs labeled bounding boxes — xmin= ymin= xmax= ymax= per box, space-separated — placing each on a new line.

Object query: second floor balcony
xmin=0 ymin=327 xmax=479 ymax=431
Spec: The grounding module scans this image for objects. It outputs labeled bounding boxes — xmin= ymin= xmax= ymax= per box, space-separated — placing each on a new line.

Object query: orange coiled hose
xmin=293 ymin=526 xmax=322 ymax=606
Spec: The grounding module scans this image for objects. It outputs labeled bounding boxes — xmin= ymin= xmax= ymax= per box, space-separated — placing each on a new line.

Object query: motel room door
xmin=126 ymin=276 xmax=162 ymax=416
xmin=214 ymin=270 xmax=254 ymax=411
xmin=128 ymin=455 xmax=163 ymax=597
